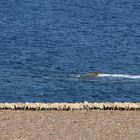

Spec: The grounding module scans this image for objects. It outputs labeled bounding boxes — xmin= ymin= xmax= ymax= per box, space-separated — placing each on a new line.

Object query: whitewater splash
xmin=98 ymin=74 xmax=140 ymax=79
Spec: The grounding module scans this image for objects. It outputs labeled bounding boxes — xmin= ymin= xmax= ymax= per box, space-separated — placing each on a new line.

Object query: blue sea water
xmin=0 ymin=0 xmax=140 ymax=102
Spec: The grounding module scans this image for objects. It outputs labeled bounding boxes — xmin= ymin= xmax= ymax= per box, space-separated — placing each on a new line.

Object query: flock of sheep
xmin=0 ymin=102 xmax=140 ymax=110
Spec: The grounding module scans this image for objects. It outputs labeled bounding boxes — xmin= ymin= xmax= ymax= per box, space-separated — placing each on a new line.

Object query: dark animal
xmin=79 ymin=72 xmax=102 ymax=78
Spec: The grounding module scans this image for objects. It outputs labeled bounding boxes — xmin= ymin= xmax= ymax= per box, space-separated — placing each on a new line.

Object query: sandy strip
xmin=0 ymin=110 xmax=140 ymax=140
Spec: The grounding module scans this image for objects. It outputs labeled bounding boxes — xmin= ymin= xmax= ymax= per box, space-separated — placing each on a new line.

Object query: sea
xmin=0 ymin=0 xmax=140 ymax=102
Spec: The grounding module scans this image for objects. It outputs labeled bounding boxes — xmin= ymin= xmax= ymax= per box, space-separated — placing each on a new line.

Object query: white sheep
xmin=93 ymin=103 xmax=104 ymax=110
xmin=0 ymin=102 xmax=139 ymax=110
xmin=4 ymin=103 xmax=15 ymax=110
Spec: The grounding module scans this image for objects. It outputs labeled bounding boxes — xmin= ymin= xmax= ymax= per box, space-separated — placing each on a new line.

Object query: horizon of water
xmin=0 ymin=0 xmax=140 ymax=102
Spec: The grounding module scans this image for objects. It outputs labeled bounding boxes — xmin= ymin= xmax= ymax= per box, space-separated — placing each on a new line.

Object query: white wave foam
xmin=99 ymin=74 xmax=140 ymax=79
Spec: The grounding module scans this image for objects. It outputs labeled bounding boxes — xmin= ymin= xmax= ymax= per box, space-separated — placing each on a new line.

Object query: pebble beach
xmin=0 ymin=109 xmax=140 ymax=140
xmin=0 ymin=102 xmax=140 ymax=140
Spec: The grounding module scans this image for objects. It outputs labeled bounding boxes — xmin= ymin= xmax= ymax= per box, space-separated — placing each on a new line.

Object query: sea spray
xmin=98 ymin=74 xmax=140 ymax=79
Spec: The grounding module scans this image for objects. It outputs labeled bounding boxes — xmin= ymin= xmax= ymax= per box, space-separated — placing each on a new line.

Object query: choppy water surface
xmin=0 ymin=0 xmax=140 ymax=102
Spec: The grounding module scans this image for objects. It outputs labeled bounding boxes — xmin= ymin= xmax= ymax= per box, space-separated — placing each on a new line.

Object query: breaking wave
xmin=98 ymin=74 xmax=140 ymax=79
